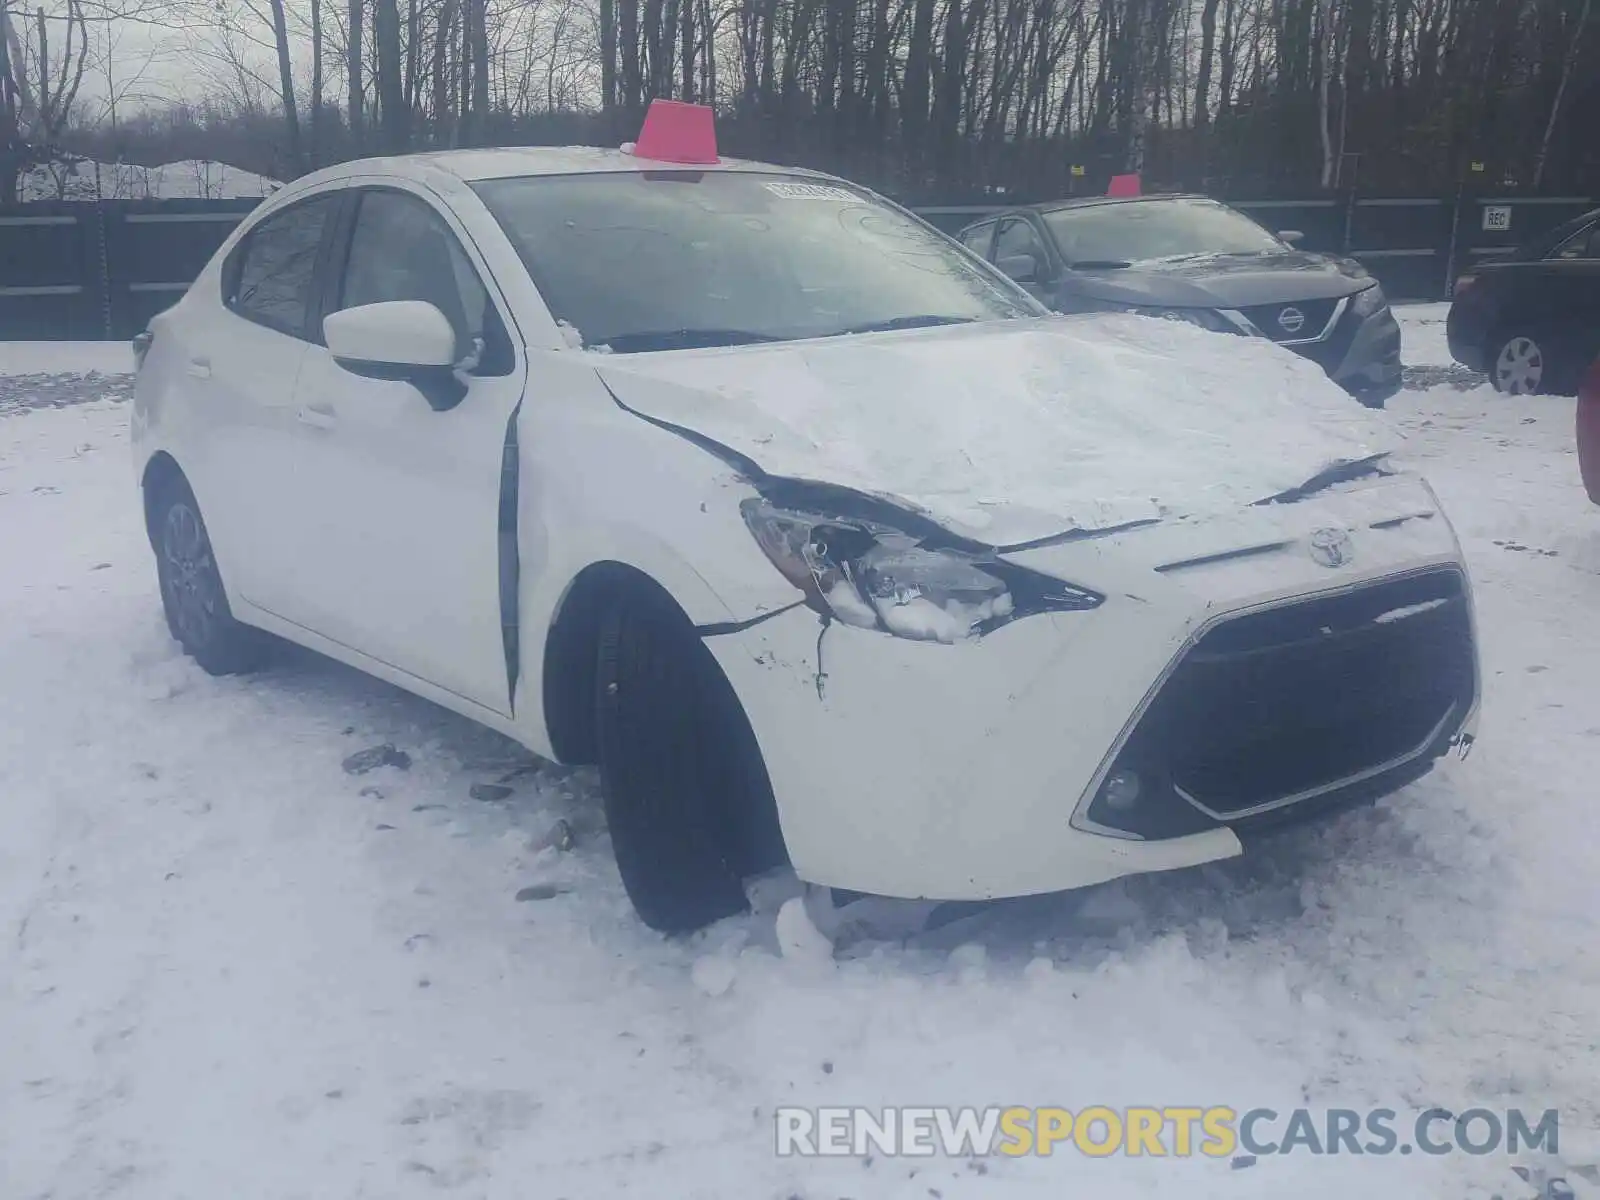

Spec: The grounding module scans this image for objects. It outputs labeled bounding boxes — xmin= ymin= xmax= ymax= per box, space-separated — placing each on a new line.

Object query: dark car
xmin=1446 ymin=208 xmax=1600 ymax=396
xmin=957 ymin=195 xmax=1403 ymax=407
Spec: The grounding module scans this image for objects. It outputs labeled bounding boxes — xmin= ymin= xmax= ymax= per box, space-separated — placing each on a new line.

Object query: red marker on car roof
xmin=626 ymin=99 xmax=720 ymax=165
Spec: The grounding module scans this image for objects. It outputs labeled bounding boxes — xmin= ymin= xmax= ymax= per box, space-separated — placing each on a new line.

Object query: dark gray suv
xmin=958 ymin=195 xmax=1403 ymax=407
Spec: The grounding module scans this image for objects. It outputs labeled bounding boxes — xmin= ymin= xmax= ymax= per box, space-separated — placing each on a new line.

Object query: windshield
xmin=473 ymin=171 xmax=1039 ymax=352
xmin=1043 ymin=198 xmax=1285 ymax=264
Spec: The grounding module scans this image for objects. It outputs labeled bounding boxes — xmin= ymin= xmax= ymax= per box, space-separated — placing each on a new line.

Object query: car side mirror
xmin=324 ymin=300 xmax=465 ymax=411
xmin=1278 ymin=229 xmax=1305 ymax=246
xmin=997 ymin=253 xmax=1038 ymax=284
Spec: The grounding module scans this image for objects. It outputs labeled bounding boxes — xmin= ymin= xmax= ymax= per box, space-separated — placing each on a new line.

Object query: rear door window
xmin=227 ymin=194 xmax=339 ymax=338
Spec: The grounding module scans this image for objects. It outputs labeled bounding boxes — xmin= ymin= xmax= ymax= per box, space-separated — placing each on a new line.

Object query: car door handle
xmin=186 ymin=357 xmax=211 ymax=379
xmin=296 ymin=404 xmax=338 ymax=430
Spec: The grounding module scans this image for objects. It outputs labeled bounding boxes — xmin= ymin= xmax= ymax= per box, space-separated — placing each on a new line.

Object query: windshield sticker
xmin=764 ymin=182 xmax=859 ymax=202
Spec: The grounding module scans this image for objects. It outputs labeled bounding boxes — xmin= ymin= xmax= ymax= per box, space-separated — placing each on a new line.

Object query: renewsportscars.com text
xmin=774 ymin=1106 xmax=1560 ymax=1159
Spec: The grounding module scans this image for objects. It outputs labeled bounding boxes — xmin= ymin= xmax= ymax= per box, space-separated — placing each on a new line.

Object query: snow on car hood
xmin=594 ymin=314 xmax=1397 ymax=546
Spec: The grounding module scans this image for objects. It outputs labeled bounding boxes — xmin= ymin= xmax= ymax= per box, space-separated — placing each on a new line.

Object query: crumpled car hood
xmin=594 ymin=314 xmax=1398 ymax=547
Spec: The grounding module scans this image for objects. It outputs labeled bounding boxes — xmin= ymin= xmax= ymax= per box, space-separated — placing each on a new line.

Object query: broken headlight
xmin=740 ymin=498 xmax=1102 ymax=644
xmin=1349 ymin=282 xmax=1388 ymax=318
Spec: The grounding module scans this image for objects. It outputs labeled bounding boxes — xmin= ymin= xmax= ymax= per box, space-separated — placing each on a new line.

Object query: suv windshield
xmin=1043 ymin=198 xmax=1284 ymax=264
xmin=473 ymin=171 xmax=1039 ymax=352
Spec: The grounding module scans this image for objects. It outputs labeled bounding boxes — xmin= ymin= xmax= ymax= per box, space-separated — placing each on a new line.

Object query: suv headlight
xmin=1350 ymin=282 xmax=1387 ymax=318
xmin=1124 ymin=305 xmax=1237 ymax=334
xmin=740 ymin=499 xmax=1102 ymax=644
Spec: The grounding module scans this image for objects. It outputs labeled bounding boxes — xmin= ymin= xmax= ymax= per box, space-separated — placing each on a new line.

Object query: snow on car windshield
xmin=473 ymin=172 xmax=1039 ymax=352
xmin=1043 ymin=197 xmax=1284 ymax=265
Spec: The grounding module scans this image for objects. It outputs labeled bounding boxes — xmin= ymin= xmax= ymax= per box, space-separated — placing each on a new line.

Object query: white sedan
xmin=132 ymin=110 xmax=1481 ymax=932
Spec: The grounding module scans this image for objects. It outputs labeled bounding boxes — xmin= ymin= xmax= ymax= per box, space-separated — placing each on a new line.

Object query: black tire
xmin=150 ymin=478 xmax=271 ymax=675
xmin=595 ymin=588 xmax=769 ymax=934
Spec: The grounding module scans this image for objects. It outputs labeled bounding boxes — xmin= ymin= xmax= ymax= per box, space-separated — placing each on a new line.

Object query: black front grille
xmin=1291 ymin=305 xmax=1361 ymax=370
xmin=1089 ymin=571 xmax=1475 ymax=836
xmin=1239 ymin=296 xmax=1341 ymax=343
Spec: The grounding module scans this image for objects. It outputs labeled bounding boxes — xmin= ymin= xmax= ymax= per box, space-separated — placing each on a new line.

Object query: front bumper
xmin=1226 ymin=296 xmax=1403 ymax=406
xmin=1317 ymin=307 xmax=1403 ymax=405
xmin=1446 ymin=295 xmax=1493 ymax=372
xmin=705 ymin=477 xmax=1479 ymax=901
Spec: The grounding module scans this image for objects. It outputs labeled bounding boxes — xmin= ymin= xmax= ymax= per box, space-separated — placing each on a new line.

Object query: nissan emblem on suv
xmin=1278 ymin=306 xmax=1307 ymax=334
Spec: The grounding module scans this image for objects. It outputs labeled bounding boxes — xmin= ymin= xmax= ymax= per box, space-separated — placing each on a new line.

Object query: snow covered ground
xmin=2 ymin=308 xmax=1598 ymax=1199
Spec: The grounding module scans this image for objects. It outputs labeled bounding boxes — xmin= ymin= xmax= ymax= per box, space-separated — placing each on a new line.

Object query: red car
xmin=1581 ymin=355 xmax=1600 ymax=504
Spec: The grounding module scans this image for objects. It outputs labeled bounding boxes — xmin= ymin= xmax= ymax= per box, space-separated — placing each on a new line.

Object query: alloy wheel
xmin=161 ymin=501 xmax=221 ymax=650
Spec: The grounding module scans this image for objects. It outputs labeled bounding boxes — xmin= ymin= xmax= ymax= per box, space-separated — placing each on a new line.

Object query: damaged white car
xmin=133 ymin=105 xmax=1480 ymax=933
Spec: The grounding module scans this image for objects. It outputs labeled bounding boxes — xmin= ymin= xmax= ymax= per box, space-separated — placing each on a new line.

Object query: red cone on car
xmin=631 ymin=99 xmax=720 ymax=165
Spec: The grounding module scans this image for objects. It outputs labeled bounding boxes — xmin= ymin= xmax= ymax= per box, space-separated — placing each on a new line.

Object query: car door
xmin=1547 ymin=221 xmax=1600 ymax=355
xmin=274 ymin=184 xmax=527 ymax=715
xmin=197 ymin=191 xmax=344 ymax=608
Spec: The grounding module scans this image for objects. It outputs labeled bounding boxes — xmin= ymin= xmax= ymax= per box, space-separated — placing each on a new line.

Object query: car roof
xmin=284 ymin=145 xmax=842 ymax=189
xmin=1507 ymin=205 xmax=1600 ymax=259
xmin=1036 ymin=193 xmax=1210 ymax=213
xmin=958 ymin=193 xmax=1214 ymax=232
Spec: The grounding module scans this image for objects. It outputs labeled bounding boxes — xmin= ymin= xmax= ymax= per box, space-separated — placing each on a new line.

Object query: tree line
xmin=4 ymin=0 xmax=1598 ymax=204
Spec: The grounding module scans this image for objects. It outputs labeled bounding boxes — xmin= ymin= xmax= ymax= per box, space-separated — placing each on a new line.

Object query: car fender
xmin=508 ymin=358 xmax=805 ymax=751
xmin=132 ymin=308 xmax=228 ymax=571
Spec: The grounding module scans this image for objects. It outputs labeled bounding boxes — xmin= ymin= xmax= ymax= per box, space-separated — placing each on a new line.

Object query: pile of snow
xmin=17 ymin=157 xmax=279 ymax=201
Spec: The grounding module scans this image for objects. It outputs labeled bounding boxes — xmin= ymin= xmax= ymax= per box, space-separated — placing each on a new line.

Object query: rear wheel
xmin=1490 ymin=331 xmax=1552 ymax=395
xmin=594 ymin=588 xmax=771 ymax=934
xmin=150 ymin=479 xmax=271 ymax=675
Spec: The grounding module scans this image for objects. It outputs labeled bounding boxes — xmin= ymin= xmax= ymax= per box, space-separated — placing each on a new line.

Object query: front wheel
xmin=150 ymin=479 xmax=271 ymax=675
xmin=594 ymin=589 xmax=772 ymax=934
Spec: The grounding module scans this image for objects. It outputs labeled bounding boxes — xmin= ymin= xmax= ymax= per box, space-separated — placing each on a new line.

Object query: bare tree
xmin=266 ymin=0 xmax=300 ymax=166
xmin=1 ymin=0 xmax=90 ymax=200
xmin=1318 ymin=0 xmax=1338 ymax=186
xmin=15 ymin=0 xmax=1600 ymax=203
xmin=464 ymin=0 xmax=485 ymax=139
xmin=374 ymin=0 xmax=405 ymax=150
xmin=0 ymin=0 xmax=25 ymax=202
xmin=347 ymin=0 xmax=362 ymax=147
xmin=308 ymin=0 xmax=322 ymax=162
xmin=1532 ymin=0 xmax=1592 ymax=186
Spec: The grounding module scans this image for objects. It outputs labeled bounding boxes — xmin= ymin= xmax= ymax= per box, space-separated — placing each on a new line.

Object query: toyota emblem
xmin=1277 ymin=306 xmax=1307 ymax=334
xmin=1307 ymin=527 xmax=1354 ymax=568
